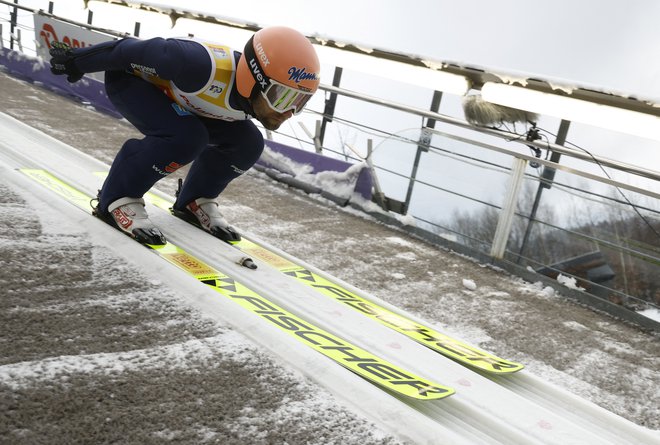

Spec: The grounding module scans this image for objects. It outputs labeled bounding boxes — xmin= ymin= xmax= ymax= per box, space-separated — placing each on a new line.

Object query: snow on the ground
xmin=0 ymin=175 xmax=405 ymax=445
xmin=639 ymin=307 xmax=660 ymax=322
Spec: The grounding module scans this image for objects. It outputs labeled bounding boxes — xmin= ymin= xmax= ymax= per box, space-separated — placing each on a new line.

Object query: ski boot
xmin=92 ymin=196 xmax=167 ymax=245
xmin=172 ymin=198 xmax=241 ymax=243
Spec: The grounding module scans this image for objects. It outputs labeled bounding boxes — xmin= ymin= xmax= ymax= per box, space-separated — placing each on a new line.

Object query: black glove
xmin=49 ymin=41 xmax=84 ymax=83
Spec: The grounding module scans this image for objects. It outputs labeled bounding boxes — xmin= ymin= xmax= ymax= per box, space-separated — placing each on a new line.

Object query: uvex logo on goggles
xmin=255 ymin=41 xmax=270 ymax=66
xmin=245 ymin=36 xmax=271 ymax=92
xmin=249 ymin=57 xmax=270 ymax=90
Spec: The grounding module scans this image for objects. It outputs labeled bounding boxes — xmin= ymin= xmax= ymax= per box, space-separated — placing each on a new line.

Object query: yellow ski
xmin=236 ymin=239 xmax=524 ymax=374
xmin=105 ymin=171 xmax=521 ymax=373
xmin=20 ymin=168 xmax=455 ymax=400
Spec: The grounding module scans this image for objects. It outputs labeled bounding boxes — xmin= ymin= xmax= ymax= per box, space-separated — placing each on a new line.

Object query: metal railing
xmin=296 ymin=85 xmax=660 ymax=326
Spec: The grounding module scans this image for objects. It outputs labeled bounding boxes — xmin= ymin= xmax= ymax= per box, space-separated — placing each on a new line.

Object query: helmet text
xmin=249 ymin=58 xmax=269 ymax=90
xmin=288 ymin=67 xmax=319 ymax=84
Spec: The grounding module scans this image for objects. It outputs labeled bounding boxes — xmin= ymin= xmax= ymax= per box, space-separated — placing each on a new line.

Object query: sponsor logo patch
xmin=152 ymin=161 xmax=183 ymax=176
xmin=254 ymin=41 xmax=270 ymax=66
xmin=130 ymin=63 xmax=157 ymax=76
xmin=231 ymin=165 xmax=246 ymax=175
xmin=166 ymin=252 xmax=217 ymax=276
xmin=212 ymin=47 xmax=229 ymax=59
xmin=205 ymin=82 xmax=226 ymax=99
xmin=171 ymin=103 xmax=193 ymax=116
xmin=188 ymin=201 xmax=211 ymax=229
xmin=288 ymin=66 xmax=319 ymax=84
xmin=249 ymin=58 xmax=269 ymax=89
xmin=112 ymin=208 xmax=133 ymax=230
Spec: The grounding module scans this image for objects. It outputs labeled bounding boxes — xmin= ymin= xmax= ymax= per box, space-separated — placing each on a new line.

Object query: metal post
xmin=9 ymin=0 xmax=18 ymax=50
xmin=540 ymin=120 xmax=570 ymax=189
xmin=87 ymin=9 xmax=93 ymax=25
xmin=313 ymin=120 xmax=321 ymax=153
xmin=48 ymin=1 xmax=54 ymax=13
xmin=516 ymin=120 xmax=571 ymax=263
xmin=403 ymin=90 xmax=442 ymax=214
xmin=319 ymin=66 xmax=342 ymax=148
xmin=491 ymin=157 xmax=528 ymax=259
xmin=134 ymin=22 xmax=141 ymax=37
xmin=298 ymin=121 xmax=322 ymax=153
xmin=366 ymin=139 xmax=387 ymax=209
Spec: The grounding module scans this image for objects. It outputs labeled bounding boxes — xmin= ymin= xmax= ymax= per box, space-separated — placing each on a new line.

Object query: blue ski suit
xmin=70 ymin=37 xmax=264 ymax=212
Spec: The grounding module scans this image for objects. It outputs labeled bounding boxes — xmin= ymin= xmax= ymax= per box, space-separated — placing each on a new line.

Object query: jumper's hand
xmin=49 ymin=41 xmax=84 ymax=83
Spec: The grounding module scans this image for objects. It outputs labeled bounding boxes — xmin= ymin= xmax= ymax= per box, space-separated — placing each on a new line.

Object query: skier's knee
xmin=242 ymin=127 xmax=265 ymax=165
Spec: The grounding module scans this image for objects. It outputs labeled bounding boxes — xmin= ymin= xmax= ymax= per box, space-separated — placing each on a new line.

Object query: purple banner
xmin=260 ymin=140 xmax=373 ymax=200
xmin=0 ymin=47 xmax=121 ymax=118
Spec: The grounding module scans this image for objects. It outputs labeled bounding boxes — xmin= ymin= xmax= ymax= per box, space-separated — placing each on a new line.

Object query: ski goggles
xmin=262 ymin=80 xmax=314 ymax=115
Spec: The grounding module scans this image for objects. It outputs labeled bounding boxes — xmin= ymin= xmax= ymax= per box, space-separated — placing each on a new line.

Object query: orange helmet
xmin=236 ymin=26 xmax=320 ymax=115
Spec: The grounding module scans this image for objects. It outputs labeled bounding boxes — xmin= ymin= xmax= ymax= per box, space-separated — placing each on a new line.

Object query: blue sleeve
xmin=72 ymin=37 xmax=212 ymax=93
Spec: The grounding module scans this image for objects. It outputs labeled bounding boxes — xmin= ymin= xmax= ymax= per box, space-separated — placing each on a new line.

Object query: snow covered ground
xmin=1 ymin=71 xmax=659 ymax=443
xmin=0 ymin=181 xmax=403 ymax=444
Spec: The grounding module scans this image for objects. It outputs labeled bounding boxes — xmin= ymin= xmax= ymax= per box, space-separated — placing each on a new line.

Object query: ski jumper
xmin=71 ymin=37 xmax=264 ymax=212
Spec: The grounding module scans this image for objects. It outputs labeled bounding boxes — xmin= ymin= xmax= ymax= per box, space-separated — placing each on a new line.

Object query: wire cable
xmin=537 ymin=126 xmax=660 ymax=243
